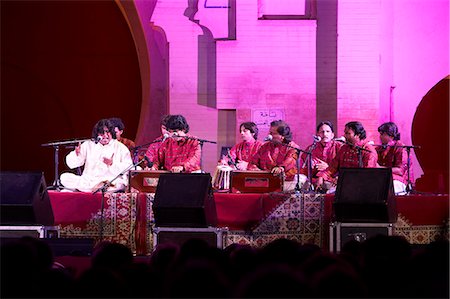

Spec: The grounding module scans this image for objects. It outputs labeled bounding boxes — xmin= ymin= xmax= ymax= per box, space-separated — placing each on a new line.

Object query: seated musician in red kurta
xmin=247 ymin=120 xmax=300 ymax=191
xmin=151 ymin=114 xmax=201 ymax=173
xmin=299 ymin=121 xmax=343 ymax=187
xmin=376 ymin=122 xmax=412 ymax=194
xmin=221 ymin=121 xmax=263 ymax=170
xmin=145 ymin=114 xmax=171 ymax=166
xmin=316 ymin=121 xmax=378 ymax=192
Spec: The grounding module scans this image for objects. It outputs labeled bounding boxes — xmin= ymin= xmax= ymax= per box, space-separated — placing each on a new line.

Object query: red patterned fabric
xmin=145 ymin=135 xmax=164 ymax=164
xmin=229 ymin=140 xmax=263 ymax=164
xmin=248 ymin=141 xmax=299 ymax=181
xmin=49 ymin=191 xmax=146 ymax=254
xmin=49 ymin=191 xmax=448 ymax=254
xmin=318 ymin=139 xmax=378 ymax=183
xmin=300 ymin=140 xmax=342 ymax=177
xmin=154 ymin=135 xmax=201 ymax=172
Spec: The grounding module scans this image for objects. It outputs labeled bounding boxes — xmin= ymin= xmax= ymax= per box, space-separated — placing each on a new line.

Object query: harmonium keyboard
xmin=128 ymin=170 xmax=170 ymax=193
xmin=230 ymin=171 xmax=284 ymax=193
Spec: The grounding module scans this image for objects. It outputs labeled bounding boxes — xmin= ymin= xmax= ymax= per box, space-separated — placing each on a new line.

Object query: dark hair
xmin=109 ymin=117 xmax=125 ymax=131
xmin=378 ymin=122 xmax=400 ymax=140
xmin=345 ymin=121 xmax=366 ymax=140
xmin=92 ymin=119 xmax=117 ymax=139
xmin=316 ymin=121 xmax=334 ymax=133
xmin=161 ymin=114 xmax=171 ymax=127
xmin=270 ymin=120 xmax=293 ymax=143
xmin=166 ymin=115 xmax=190 ymax=133
xmin=240 ymin=122 xmax=259 ymax=140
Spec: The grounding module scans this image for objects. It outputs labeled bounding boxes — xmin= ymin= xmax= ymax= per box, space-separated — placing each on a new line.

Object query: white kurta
xmin=60 ymin=139 xmax=133 ymax=192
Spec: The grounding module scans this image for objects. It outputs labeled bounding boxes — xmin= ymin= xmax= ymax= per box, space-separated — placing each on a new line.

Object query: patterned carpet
xmin=226 ymin=193 xmax=325 ymax=248
xmin=50 ymin=191 xmax=449 ymax=255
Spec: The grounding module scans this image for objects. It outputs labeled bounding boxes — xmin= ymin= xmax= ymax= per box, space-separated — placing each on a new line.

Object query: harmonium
xmin=128 ymin=170 xmax=170 ymax=193
xmin=229 ymin=171 xmax=284 ymax=193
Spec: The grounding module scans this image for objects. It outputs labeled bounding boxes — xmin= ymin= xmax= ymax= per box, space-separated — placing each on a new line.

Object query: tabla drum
xmin=212 ymin=165 xmax=233 ymax=191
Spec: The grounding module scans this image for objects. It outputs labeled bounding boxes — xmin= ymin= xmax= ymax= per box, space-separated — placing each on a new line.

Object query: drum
xmin=212 ymin=165 xmax=233 ymax=191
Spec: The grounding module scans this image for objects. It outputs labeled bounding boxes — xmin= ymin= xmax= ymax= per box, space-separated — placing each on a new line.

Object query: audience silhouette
xmin=1 ymin=235 xmax=448 ymax=298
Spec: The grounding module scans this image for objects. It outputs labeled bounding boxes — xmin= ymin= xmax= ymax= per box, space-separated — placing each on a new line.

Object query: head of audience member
xmin=378 ymin=122 xmax=400 ymax=144
xmin=316 ymin=121 xmax=335 ymax=145
xmin=92 ymin=119 xmax=116 ymax=145
xmin=240 ymin=122 xmax=259 ymax=142
xmin=160 ymin=114 xmax=171 ymax=137
xmin=344 ymin=121 xmax=366 ymax=144
xmin=109 ymin=117 xmax=125 ymax=141
xmin=91 ymin=241 xmax=133 ymax=271
xmin=166 ymin=115 xmax=190 ymax=138
xmin=269 ymin=120 xmax=293 ymax=144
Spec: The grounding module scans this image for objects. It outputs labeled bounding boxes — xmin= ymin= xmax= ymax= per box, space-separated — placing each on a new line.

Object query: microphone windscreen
xmin=334 ymin=136 xmax=346 ymax=142
xmin=264 ymin=135 xmax=273 ymax=141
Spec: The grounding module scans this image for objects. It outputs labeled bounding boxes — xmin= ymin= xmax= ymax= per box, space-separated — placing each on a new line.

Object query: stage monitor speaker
xmin=153 ymin=173 xmax=217 ymax=227
xmin=0 ymin=237 xmax=94 ymax=256
xmin=0 ymin=171 xmax=54 ymax=226
xmin=334 ymin=168 xmax=397 ymax=223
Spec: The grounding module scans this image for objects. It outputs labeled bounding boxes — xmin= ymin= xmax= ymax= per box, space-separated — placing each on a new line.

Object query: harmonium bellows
xmin=128 ymin=170 xmax=170 ymax=193
xmin=230 ymin=171 xmax=284 ymax=193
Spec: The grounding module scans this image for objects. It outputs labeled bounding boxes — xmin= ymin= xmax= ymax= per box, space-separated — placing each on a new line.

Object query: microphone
xmin=162 ymin=133 xmax=169 ymax=141
xmin=95 ymin=136 xmax=102 ymax=144
xmin=264 ymin=135 xmax=273 ymax=142
xmin=313 ymin=135 xmax=321 ymax=142
xmin=144 ymin=156 xmax=153 ymax=168
xmin=333 ymin=136 xmax=346 ymax=143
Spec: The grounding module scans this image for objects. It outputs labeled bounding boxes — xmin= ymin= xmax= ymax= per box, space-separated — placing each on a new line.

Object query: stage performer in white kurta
xmin=60 ymin=118 xmax=133 ymax=192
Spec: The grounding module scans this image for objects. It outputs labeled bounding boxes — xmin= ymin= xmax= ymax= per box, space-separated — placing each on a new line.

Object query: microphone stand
xmin=92 ymin=156 xmax=146 ymax=241
xmin=374 ymin=143 xmax=421 ymax=195
xmin=301 ymin=139 xmax=321 ymax=193
xmin=270 ymin=141 xmax=309 ymax=194
xmin=41 ymin=138 xmax=93 ymax=191
xmin=350 ymin=143 xmax=371 ymax=168
xmin=404 ymin=145 xmax=419 ymax=194
xmin=335 ymin=139 xmax=371 ymax=168
xmin=129 ymin=137 xmax=166 ymax=169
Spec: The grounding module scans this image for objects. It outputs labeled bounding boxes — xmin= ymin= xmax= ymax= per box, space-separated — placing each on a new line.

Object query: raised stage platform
xmin=48 ymin=191 xmax=449 ymax=255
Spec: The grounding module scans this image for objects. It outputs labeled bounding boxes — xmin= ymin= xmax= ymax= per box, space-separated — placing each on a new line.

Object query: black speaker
xmin=334 ymin=168 xmax=397 ymax=223
xmin=0 ymin=237 xmax=95 ymax=256
xmin=153 ymin=173 xmax=217 ymax=227
xmin=0 ymin=171 xmax=54 ymax=226
xmin=44 ymin=238 xmax=95 ymax=256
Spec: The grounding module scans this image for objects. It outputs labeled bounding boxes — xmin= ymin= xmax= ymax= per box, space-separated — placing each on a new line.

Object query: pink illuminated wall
xmin=2 ymin=0 xmax=447 ymax=186
xmin=131 ymin=0 xmax=448 ymax=178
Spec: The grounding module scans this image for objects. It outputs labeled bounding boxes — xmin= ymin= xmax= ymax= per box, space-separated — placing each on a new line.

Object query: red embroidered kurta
xmin=376 ymin=140 xmax=411 ymax=184
xmin=300 ymin=140 xmax=342 ymax=177
xmin=154 ymin=135 xmax=201 ymax=172
xmin=145 ymin=135 xmax=164 ymax=164
xmin=317 ymin=139 xmax=378 ymax=183
xmin=248 ymin=141 xmax=299 ymax=181
xmin=229 ymin=140 xmax=263 ymax=163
